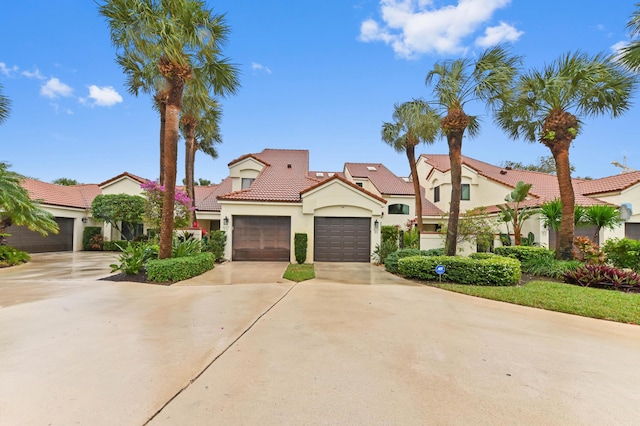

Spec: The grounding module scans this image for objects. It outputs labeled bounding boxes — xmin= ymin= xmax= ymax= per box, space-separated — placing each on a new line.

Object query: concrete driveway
xmin=0 ymin=255 xmax=639 ymax=425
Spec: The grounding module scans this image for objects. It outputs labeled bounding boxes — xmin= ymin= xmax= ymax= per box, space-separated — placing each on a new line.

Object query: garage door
xmin=314 ymin=217 xmax=371 ymax=262
xmin=5 ymin=217 xmax=74 ymax=253
xmin=626 ymin=223 xmax=640 ymax=240
xmin=232 ymin=216 xmax=291 ymax=261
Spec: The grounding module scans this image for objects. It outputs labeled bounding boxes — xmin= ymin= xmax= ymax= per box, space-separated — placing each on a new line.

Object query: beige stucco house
xmin=9 ymin=147 xmax=640 ymax=262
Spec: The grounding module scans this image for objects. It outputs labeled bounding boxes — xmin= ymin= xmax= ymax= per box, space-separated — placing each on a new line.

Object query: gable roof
xmin=98 ymin=172 xmax=147 ymax=188
xmin=344 ymin=163 xmax=414 ymax=196
xmin=578 ymin=171 xmax=640 ymax=195
xmin=301 ymin=174 xmax=388 ymax=204
xmin=218 ymin=149 xmax=320 ymax=203
xmin=419 ymin=154 xmax=603 ymax=207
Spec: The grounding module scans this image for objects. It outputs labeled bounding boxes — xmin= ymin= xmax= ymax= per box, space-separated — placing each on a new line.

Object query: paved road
xmin=0 ymin=254 xmax=639 ymax=425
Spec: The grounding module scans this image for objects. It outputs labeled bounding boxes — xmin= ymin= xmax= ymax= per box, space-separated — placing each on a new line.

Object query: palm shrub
xmin=172 ymin=237 xmax=202 ymax=258
xmin=109 ymin=242 xmax=158 ymax=275
xmin=205 ymin=230 xmax=226 ymax=262
xmin=372 ymin=239 xmax=398 ymax=265
xmin=294 ymin=233 xmax=307 ymax=264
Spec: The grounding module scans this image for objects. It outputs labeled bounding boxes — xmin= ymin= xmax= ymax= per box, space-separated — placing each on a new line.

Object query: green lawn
xmin=431 ymin=280 xmax=640 ymax=325
xmin=283 ymin=263 xmax=315 ymax=282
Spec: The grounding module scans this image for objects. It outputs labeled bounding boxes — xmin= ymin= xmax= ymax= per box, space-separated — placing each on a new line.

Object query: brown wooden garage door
xmin=232 ymin=216 xmax=291 ymax=261
xmin=5 ymin=217 xmax=74 ymax=253
xmin=314 ymin=217 xmax=371 ymax=262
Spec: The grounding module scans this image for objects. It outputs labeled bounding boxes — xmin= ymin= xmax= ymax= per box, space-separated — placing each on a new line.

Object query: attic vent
xmin=287 ymin=164 xmax=292 ymax=169
xmin=315 ymin=172 xmax=324 ymax=177
xmin=367 ymin=166 xmax=377 ymax=171
xmin=500 ymin=170 xmax=507 ymax=175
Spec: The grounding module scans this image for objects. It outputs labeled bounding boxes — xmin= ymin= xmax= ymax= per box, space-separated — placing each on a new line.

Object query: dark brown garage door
xmin=6 ymin=217 xmax=74 ymax=253
xmin=232 ymin=216 xmax=291 ymax=261
xmin=626 ymin=223 xmax=640 ymax=240
xmin=314 ymin=217 xmax=371 ymax=262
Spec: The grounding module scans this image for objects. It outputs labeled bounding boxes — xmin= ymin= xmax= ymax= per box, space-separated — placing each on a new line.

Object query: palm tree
xmin=497 ymin=181 xmax=536 ymax=246
xmin=181 ymin=94 xmax=222 ymax=224
xmin=426 ymin=46 xmax=521 ymax=256
xmin=0 ymin=83 xmax=10 ymax=125
xmin=583 ymin=205 xmax=620 ymax=244
xmin=619 ymin=4 xmax=640 ymax=72
xmin=100 ymin=0 xmax=239 ymax=259
xmin=496 ymin=51 xmax=636 ymax=260
xmin=381 ymin=100 xmax=440 ymax=235
xmin=0 ymin=163 xmax=59 ymax=245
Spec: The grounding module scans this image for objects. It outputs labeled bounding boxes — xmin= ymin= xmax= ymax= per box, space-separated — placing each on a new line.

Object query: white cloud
xmin=0 ymin=62 xmax=18 ymax=77
xmin=251 ymin=62 xmax=272 ymax=74
xmin=22 ymin=67 xmax=45 ymax=80
xmin=358 ymin=0 xmax=518 ymax=58
xmin=475 ymin=21 xmax=523 ymax=47
xmin=611 ymin=40 xmax=628 ymax=55
xmin=41 ymin=77 xmax=73 ymax=98
xmin=85 ymin=85 xmax=123 ymax=107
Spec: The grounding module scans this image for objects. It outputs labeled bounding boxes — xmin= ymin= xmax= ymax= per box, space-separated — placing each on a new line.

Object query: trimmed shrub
xmin=384 ymin=248 xmax=444 ymax=274
xmin=469 ymin=252 xmax=498 ymax=260
xmin=146 ymin=252 xmax=215 ymax=283
xmin=82 ymin=226 xmax=103 ymax=250
xmin=494 ymin=246 xmax=553 ymax=263
xmin=398 ymin=255 xmax=521 ymax=286
xmin=294 ymin=233 xmax=307 ymax=264
xmin=603 ymin=238 xmax=640 ymax=272
xmin=205 ymin=230 xmax=226 ymax=262
xmin=0 ymin=246 xmax=31 ymax=266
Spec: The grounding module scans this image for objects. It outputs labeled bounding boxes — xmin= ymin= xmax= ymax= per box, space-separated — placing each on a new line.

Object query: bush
xmin=294 ymin=233 xmax=307 ymax=264
xmin=494 ymin=246 xmax=553 ymax=263
xmin=603 ymin=238 xmax=640 ymax=272
xmin=469 ymin=252 xmax=498 ymax=260
xmin=109 ymin=242 xmax=158 ymax=275
xmin=384 ymin=248 xmax=444 ymax=274
xmin=398 ymin=255 xmax=521 ymax=286
xmin=0 ymin=245 xmax=31 ymax=266
xmin=564 ymin=264 xmax=640 ymax=290
xmin=146 ymin=252 xmax=215 ymax=283
xmin=82 ymin=226 xmax=103 ymax=250
xmin=372 ymin=239 xmax=398 ymax=265
xmin=381 ymin=225 xmax=398 ymax=244
xmin=521 ymin=256 xmax=581 ymax=279
xmin=573 ymin=236 xmax=606 ymax=265
xmin=204 ymin=230 xmax=226 ymax=262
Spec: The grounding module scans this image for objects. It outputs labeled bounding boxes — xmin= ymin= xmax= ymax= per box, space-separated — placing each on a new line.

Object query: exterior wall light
xmin=374 ymin=219 xmax=379 ymax=231
xmin=81 ymin=217 xmax=88 ymax=224
xmin=223 ymin=216 xmax=229 ymax=226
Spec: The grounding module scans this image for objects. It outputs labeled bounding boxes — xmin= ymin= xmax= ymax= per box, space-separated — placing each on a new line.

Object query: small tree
xmin=497 ymin=181 xmax=537 ymax=246
xmin=583 ymin=205 xmax=621 ymax=244
xmin=457 ymin=207 xmax=497 ymax=252
xmin=91 ymin=194 xmax=145 ymax=240
xmin=141 ymin=180 xmax=192 ymax=233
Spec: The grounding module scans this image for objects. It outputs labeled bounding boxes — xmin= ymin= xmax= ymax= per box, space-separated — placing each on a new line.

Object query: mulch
xmin=99 ymin=269 xmax=170 ymax=285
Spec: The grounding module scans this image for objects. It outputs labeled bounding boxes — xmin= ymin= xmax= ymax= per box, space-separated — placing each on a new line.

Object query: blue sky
xmin=1 ymin=1 xmax=638 ymax=185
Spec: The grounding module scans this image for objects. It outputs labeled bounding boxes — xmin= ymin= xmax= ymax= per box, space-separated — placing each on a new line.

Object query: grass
xmin=431 ymin=280 xmax=640 ymax=325
xmin=283 ymin=263 xmax=315 ymax=282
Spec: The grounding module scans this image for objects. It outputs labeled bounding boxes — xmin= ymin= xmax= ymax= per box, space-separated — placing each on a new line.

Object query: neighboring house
xmin=10 ymin=148 xmax=640 ymax=261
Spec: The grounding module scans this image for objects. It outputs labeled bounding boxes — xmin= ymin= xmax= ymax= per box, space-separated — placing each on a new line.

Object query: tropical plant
xmin=426 ymin=46 xmax=521 ymax=256
xmin=0 ymin=245 xmax=31 ymax=267
xmin=496 ymin=181 xmax=537 ymax=246
xmin=100 ymin=0 xmax=240 ymax=259
xmin=372 ymin=239 xmax=398 ymax=265
xmin=204 ymin=230 xmax=226 ymax=261
xmin=564 ymin=264 xmax=640 ymax=289
xmin=0 ymin=83 xmax=10 ymax=125
xmin=0 ymin=162 xmax=59 ymax=245
xmin=618 ymin=3 xmax=640 ymax=72
xmin=141 ymin=180 xmax=193 ymax=233
xmin=455 ymin=207 xmax=496 ymax=253
xmin=582 ymin=205 xmax=621 ymax=244
xmin=90 ymin=194 xmax=145 ymax=240
xmin=573 ymin=236 xmax=606 ymax=265
xmin=109 ymin=242 xmax=158 ymax=275
xmin=171 ymin=236 xmax=202 ymax=258
xmin=495 ymin=51 xmax=637 ymax=260
xmin=381 ymin=100 xmax=440 ymax=235
xmin=603 ymin=238 xmax=640 ymax=272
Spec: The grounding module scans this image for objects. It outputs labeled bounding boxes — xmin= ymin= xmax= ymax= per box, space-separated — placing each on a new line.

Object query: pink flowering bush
xmin=141 ymin=180 xmax=193 ymax=232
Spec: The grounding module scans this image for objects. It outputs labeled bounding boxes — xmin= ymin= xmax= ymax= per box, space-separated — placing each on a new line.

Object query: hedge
xmin=493 ymin=246 xmax=553 ymax=263
xmin=145 ymin=252 xmax=215 ymax=283
xmin=384 ymin=248 xmax=445 ymax=274
xmin=398 ymin=255 xmax=521 ymax=286
xmin=294 ymin=233 xmax=307 ymax=264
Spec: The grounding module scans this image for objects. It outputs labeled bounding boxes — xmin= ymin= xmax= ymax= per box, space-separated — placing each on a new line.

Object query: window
xmin=388 ymin=204 xmax=410 ymax=215
xmin=355 ymin=182 xmax=363 ymax=187
xmin=241 ymin=178 xmax=255 ymax=189
xmin=434 ymin=185 xmax=440 ymax=203
xmin=461 ymin=184 xmax=470 ymax=200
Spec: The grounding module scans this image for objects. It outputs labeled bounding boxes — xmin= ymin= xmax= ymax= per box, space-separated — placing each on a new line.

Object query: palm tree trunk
xmin=184 ymin=120 xmax=197 ymax=225
xmin=159 ymin=78 xmax=184 ymax=260
xmin=445 ymin=133 xmax=463 ymax=256
xmin=406 ymin=145 xmax=423 ymax=238
xmin=155 ymin=91 xmax=168 ymax=185
xmin=550 ymin=141 xmax=575 ymax=260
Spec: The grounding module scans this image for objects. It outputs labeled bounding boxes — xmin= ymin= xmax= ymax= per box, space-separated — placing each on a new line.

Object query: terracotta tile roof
xmin=420 ymin=154 xmax=602 ymax=207
xmin=418 ymin=187 xmax=445 ymax=216
xmin=218 ymin=149 xmax=318 ymax=203
xmin=344 ymin=163 xmax=414 ymax=196
xmin=98 ymin=171 xmax=147 ymax=187
xmin=301 ymin=174 xmax=388 ymax=204
xmin=196 ymin=178 xmax=231 ymax=211
xmin=21 ymin=179 xmax=101 ymax=209
xmin=227 ymin=153 xmax=269 ymax=167
xmin=578 ymin=171 xmax=640 ymax=195
xmin=308 ymin=171 xmax=344 ymax=180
